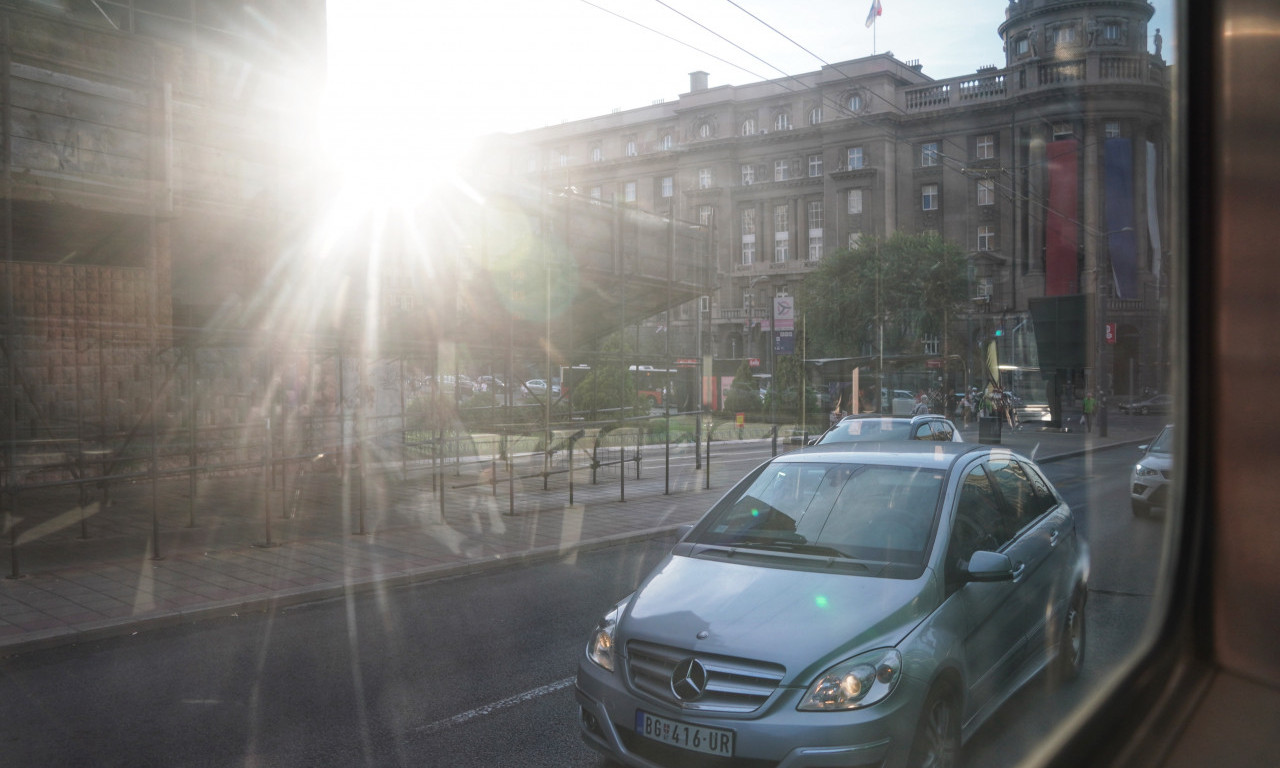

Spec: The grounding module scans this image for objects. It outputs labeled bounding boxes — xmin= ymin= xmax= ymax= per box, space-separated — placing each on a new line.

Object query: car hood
xmin=1135 ymin=451 xmax=1173 ymax=473
xmin=620 ymin=553 xmax=937 ymax=683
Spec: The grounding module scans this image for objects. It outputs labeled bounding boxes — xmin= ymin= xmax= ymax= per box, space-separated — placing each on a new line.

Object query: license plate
xmin=635 ymin=710 xmax=734 ymax=757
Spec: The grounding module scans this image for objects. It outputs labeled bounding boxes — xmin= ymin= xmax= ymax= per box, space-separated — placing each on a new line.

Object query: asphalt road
xmin=0 ymin=445 xmax=1162 ymax=767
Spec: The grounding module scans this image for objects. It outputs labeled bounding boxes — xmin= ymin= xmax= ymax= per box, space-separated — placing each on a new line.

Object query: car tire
xmin=1132 ymin=499 xmax=1149 ymax=518
xmin=1053 ymin=588 xmax=1087 ymax=684
xmin=907 ymin=682 xmax=961 ymax=768
xmin=1140 ymin=406 xmax=1150 ymax=415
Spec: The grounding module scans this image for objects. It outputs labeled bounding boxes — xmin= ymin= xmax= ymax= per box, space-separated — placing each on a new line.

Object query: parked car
xmin=814 ymin=414 xmax=963 ymax=445
xmin=1131 ymin=424 xmax=1174 ymax=517
xmin=1118 ymin=393 xmax=1173 ymax=415
xmin=523 ymin=378 xmax=559 ymax=397
xmin=576 ymin=442 xmax=1089 ymax=768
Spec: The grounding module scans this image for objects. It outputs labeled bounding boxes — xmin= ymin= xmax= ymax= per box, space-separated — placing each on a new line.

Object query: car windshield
xmin=819 ymin=418 xmax=913 ymax=443
xmin=695 ymin=462 xmax=943 ymax=564
xmin=1149 ymin=426 xmax=1174 ymax=454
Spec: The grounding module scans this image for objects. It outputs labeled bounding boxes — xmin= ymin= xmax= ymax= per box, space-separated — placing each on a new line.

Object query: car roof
xmin=782 ymin=441 xmax=989 ymax=470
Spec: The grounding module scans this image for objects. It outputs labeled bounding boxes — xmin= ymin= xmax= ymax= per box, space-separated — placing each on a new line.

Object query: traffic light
xmin=994 ymin=328 xmax=1004 ymax=337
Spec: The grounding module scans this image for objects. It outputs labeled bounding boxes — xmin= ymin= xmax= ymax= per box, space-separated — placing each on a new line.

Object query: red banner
xmin=1045 ymin=140 xmax=1079 ymax=295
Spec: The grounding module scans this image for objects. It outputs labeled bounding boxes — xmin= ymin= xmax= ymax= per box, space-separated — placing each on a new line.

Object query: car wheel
xmin=907 ymin=682 xmax=960 ymax=768
xmin=1132 ymin=499 xmax=1149 ymax=517
xmin=1140 ymin=405 xmax=1150 ymax=415
xmin=1053 ymin=588 xmax=1087 ymax=683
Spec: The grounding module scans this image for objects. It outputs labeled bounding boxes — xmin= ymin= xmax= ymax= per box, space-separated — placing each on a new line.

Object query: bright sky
xmin=322 ymin=0 xmax=1175 ymax=163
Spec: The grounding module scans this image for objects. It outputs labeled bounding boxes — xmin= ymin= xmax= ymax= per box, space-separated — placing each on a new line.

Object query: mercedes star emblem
xmin=671 ymin=657 xmax=709 ymax=701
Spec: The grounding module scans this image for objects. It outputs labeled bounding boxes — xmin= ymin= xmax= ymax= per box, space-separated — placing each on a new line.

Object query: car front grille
xmin=626 ymin=640 xmax=786 ymax=714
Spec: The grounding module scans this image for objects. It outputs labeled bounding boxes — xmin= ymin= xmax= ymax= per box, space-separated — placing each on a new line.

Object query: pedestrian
xmin=1083 ymin=391 xmax=1097 ymax=433
xmin=912 ymin=392 xmax=930 ymax=415
xmin=961 ymin=390 xmax=973 ymax=425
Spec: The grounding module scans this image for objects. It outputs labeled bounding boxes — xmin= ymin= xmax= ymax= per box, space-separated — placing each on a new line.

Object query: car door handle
xmin=1049 ymin=529 xmax=1060 ymax=547
xmin=1012 ymin=561 xmax=1026 ymax=579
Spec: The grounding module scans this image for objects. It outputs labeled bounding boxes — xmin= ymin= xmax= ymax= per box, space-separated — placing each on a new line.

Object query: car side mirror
xmin=966 ymin=550 xmax=1015 ymax=582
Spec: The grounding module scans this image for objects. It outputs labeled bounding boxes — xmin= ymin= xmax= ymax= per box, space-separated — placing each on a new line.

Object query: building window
xmin=1105 ymin=121 xmax=1122 ymax=138
xmin=847 ymin=146 xmax=864 ymax=170
xmin=660 ymin=133 xmax=673 ymax=150
xmin=591 ymin=145 xmax=603 ymax=163
xmin=698 ymin=168 xmax=713 ymax=189
xmin=661 ymin=176 xmax=673 ymax=198
xmin=976 ymin=134 xmax=994 ymax=160
xmin=849 ymin=232 xmax=863 ymax=249
xmin=978 ymin=224 xmax=995 ymax=251
xmin=625 ymin=139 xmax=637 ymax=157
xmin=1103 ymin=21 xmax=1122 ymax=41
xmin=808 ymin=201 xmax=824 ymax=260
xmin=741 ymin=208 xmax=756 ymax=265
xmin=922 ymin=184 xmax=939 ymax=211
xmin=809 ymin=106 xmax=822 ymax=125
xmin=774 ymin=204 xmax=790 ymax=261
xmin=741 ymin=164 xmax=755 ymax=186
xmin=741 ymin=118 xmax=756 ymax=136
xmin=808 ymin=153 xmax=823 ymax=177
xmin=698 ymin=205 xmax=714 ymax=226
xmin=557 ymin=150 xmax=568 ymax=167
xmin=1054 ymin=26 xmax=1076 ymax=45
xmin=1053 ymin=122 xmax=1073 ymax=140
xmin=624 ymin=181 xmax=636 ymax=203
xmin=848 ymin=188 xmax=863 ymax=215
xmin=923 ymin=335 xmax=940 ymax=355
xmin=848 ymin=94 xmax=863 ymax=111
xmin=921 ymin=142 xmax=939 ymax=167
xmin=774 ymin=112 xmax=791 ymax=131
xmin=590 ymin=186 xmax=602 ymax=199
xmin=698 ymin=122 xmax=713 ymax=139
xmin=774 ymin=160 xmax=789 ymax=182
xmin=977 ymin=179 xmax=995 ymax=206
xmin=1015 ymin=37 xmax=1029 ymax=56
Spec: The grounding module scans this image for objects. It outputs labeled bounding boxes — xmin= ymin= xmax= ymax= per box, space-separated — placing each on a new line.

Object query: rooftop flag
xmin=865 ymin=0 xmax=882 ymax=28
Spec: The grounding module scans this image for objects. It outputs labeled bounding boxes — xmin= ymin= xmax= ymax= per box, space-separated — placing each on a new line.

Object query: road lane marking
xmin=415 ymin=677 xmax=575 ymax=734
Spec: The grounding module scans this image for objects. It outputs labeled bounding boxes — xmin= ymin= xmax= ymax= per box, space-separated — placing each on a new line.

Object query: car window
xmin=911 ymin=423 xmax=933 ymax=440
xmin=987 ymin=457 xmax=1055 ymax=534
xmin=823 ymin=418 xmax=911 ymax=442
xmin=813 ymin=465 xmax=943 ymax=561
xmin=948 ymin=464 xmax=1005 ymax=584
xmin=700 ymin=462 xmax=847 ymax=542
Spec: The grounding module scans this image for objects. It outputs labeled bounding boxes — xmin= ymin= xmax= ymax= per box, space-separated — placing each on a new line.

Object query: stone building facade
xmin=0 ymin=0 xmax=325 ymax=439
xmin=506 ymin=0 xmax=1170 ymax=399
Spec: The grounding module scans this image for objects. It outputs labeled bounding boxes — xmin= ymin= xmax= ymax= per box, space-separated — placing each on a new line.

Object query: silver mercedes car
xmin=576 ymin=442 xmax=1089 ymax=768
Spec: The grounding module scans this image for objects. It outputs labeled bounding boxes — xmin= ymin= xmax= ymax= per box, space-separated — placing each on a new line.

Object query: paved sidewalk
xmin=0 ymin=415 xmax=1161 ymax=657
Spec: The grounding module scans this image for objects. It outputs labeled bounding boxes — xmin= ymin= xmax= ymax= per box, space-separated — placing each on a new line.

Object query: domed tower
xmin=997 ymin=0 xmax=1169 ymax=400
xmin=999 ymin=0 xmax=1158 ymax=67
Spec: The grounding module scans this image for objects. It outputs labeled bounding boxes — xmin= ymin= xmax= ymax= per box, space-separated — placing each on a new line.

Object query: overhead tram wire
xmin=577 ymin=0 xmax=773 ymax=84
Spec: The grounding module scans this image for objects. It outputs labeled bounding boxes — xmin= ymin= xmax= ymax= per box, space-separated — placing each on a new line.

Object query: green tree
xmin=798 ymin=232 xmax=969 ymax=358
xmin=723 ymin=360 xmax=762 ymax=414
xmin=571 ymin=365 xmax=638 ymax=417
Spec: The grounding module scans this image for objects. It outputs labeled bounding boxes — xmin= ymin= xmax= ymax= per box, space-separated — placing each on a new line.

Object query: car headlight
xmin=798 ymin=648 xmax=903 ymax=711
xmin=586 ymin=604 xmax=623 ymax=672
xmin=1134 ymin=463 xmax=1160 ymax=477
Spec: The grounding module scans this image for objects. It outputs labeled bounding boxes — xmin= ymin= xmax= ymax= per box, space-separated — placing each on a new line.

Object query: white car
xmin=1130 ymin=424 xmax=1173 ymax=517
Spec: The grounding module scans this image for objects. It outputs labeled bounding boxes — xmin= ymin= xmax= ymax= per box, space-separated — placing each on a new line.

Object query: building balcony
xmin=903 ymin=54 xmax=1165 ymax=113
